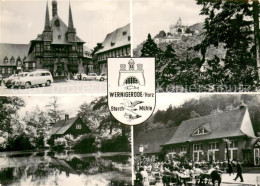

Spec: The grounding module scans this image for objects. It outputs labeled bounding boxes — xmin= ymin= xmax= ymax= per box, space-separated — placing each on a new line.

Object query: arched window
xmin=192 ymin=127 xmax=209 ymax=136
xmin=17 ymin=56 xmax=21 ymax=62
xmin=10 ymin=56 xmax=15 ymax=63
xmin=4 ymin=56 xmax=8 ymax=63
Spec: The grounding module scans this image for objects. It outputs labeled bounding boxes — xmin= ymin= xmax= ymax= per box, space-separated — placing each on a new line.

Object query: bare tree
xmin=46 ymin=97 xmax=64 ymax=124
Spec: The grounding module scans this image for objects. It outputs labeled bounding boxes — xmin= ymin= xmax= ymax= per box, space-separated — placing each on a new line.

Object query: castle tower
xmin=176 ymin=17 xmax=182 ymax=26
xmin=52 ymin=0 xmax=58 ymax=17
xmin=67 ymin=2 xmax=76 ymax=43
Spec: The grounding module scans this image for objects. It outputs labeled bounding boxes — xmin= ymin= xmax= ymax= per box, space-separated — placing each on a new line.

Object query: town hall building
xmin=24 ymin=0 xmax=91 ymax=79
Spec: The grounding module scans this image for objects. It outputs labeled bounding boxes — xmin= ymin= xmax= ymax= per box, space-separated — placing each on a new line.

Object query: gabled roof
xmin=95 ymin=23 xmax=130 ymax=54
xmin=134 ymin=126 xmax=178 ymax=154
xmin=24 ymin=53 xmax=36 ymax=62
xmin=0 ymin=43 xmax=29 ymax=66
xmin=164 ymin=107 xmax=255 ymax=146
xmin=31 ymin=16 xmax=85 ymax=44
xmin=50 ymin=117 xmax=78 ymax=135
xmin=50 ymin=15 xmax=72 ymax=45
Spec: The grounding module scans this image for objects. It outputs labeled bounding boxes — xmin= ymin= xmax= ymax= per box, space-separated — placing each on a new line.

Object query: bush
xmin=101 ymin=135 xmax=129 ymax=152
xmin=73 ymin=135 xmax=97 ymax=153
xmin=53 ymin=137 xmax=67 ymax=152
xmin=7 ymin=135 xmax=35 ymax=151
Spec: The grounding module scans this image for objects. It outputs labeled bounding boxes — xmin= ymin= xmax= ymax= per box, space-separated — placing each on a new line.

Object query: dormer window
xmin=192 ymin=127 xmax=209 ymax=136
xmin=10 ymin=56 xmax=15 ymax=63
xmin=111 ymin=42 xmax=115 ymax=46
xmin=58 ymin=35 xmax=61 ymax=39
xmin=4 ymin=56 xmax=8 ymax=63
xmin=123 ymin=31 xmax=127 ymax=35
xmin=54 ymin=19 xmax=60 ymax=26
xmin=17 ymin=56 xmax=21 ymax=62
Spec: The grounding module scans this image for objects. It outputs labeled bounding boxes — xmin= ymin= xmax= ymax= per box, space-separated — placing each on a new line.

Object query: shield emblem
xmin=108 ymin=58 xmax=156 ymax=125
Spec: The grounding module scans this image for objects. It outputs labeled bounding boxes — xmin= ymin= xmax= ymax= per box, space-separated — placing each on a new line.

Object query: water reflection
xmin=0 ymin=151 xmax=131 ymax=186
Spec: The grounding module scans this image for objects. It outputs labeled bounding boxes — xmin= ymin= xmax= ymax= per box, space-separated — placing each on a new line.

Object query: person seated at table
xmin=171 ymin=167 xmax=181 ymax=184
xmin=180 ymin=166 xmax=186 ymax=173
xmin=135 ymin=168 xmax=143 ymax=186
xmin=210 ymin=166 xmax=222 ymax=186
xmin=208 ymin=164 xmax=215 ymax=174
xmin=141 ymin=167 xmax=150 ymax=186
xmin=193 ymin=164 xmax=204 ymax=175
xmin=147 ymin=164 xmax=152 ymax=173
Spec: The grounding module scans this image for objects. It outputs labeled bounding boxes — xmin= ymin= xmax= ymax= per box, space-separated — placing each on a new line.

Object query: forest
xmin=0 ymin=96 xmax=130 ymax=153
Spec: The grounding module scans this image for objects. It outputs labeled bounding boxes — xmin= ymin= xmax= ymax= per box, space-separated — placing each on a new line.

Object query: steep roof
xmin=0 ymin=43 xmax=29 ymax=66
xmin=24 ymin=53 xmax=36 ymax=62
xmin=31 ymin=15 xmax=85 ymax=44
xmin=134 ymin=126 xmax=178 ymax=154
xmin=95 ymin=23 xmax=130 ymax=54
xmin=164 ymin=107 xmax=255 ymax=146
xmin=50 ymin=117 xmax=78 ymax=135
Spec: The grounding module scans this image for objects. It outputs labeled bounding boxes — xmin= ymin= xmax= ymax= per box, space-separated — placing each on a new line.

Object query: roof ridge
xmin=137 ymin=126 xmax=178 ymax=136
xmin=182 ymin=107 xmax=245 ymax=123
xmin=106 ymin=23 xmax=130 ymax=36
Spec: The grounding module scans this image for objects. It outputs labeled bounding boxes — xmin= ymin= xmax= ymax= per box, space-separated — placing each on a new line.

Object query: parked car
xmin=4 ymin=73 xmax=28 ymax=88
xmin=15 ymin=70 xmax=53 ymax=88
xmin=73 ymin=73 xmax=87 ymax=80
xmin=96 ymin=73 xmax=107 ymax=81
xmin=83 ymin=73 xmax=98 ymax=81
xmin=73 ymin=73 xmax=98 ymax=81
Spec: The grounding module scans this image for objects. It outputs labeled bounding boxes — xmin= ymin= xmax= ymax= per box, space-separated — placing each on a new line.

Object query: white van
xmin=16 ymin=70 xmax=54 ymax=88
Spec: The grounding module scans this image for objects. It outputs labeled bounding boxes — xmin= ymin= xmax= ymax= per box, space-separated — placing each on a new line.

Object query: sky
xmin=15 ymin=94 xmax=199 ymax=118
xmin=0 ymin=0 xmax=130 ymax=49
xmin=133 ymin=0 xmax=206 ymax=47
xmin=155 ymin=93 xmax=200 ymax=111
xmin=17 ymin=95 xmax=99 ymax=118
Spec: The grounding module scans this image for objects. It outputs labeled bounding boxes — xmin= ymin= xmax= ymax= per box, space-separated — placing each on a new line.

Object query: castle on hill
xmin=154 ymin=18 xmax=200 ymax=44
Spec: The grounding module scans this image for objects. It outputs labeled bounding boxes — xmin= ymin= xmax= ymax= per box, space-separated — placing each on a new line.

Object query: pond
xmin=0 ymin=151 xmax=132 ymax=186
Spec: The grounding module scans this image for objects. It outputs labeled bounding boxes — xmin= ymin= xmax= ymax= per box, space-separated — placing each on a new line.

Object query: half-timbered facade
xmin=25 ymin=0 xmax=91 ymax=79
xmin=94 ymin=24 xmax=131 ymax=74
xmin=0 ymin=44 xmax=29 ymax=77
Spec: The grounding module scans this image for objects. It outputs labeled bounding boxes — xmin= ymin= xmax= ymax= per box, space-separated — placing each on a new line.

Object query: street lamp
xmin=139 ymin=145 xmax=144 ymax=156
xmin=186 ymin=140 xmax=192 ymax=165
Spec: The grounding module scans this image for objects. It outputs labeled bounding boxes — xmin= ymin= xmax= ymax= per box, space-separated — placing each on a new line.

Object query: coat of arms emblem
xmin=108 ymin=58 xmax=156 ymax=125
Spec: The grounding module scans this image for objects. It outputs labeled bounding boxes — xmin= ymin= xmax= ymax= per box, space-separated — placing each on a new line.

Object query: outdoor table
xmin=199 ymin=173 xmax=211 ymax=185
xmin=180 ymin=175 xmax=191 ymax=185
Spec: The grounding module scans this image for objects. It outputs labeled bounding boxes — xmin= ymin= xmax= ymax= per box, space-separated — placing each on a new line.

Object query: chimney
xmin=65 ymin=114 xmax=69 ymax=121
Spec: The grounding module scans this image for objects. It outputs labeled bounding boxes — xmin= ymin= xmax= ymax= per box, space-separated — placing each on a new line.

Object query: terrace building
xmin=163 ymin=104 xmax=257 ymax=164
xmin=135 ymin=104 xmax=260 ymax=166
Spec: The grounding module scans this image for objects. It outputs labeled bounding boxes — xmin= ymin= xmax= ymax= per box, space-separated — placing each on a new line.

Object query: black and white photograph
xmin=0 ymin=0 xmax=130 ymax=94
xmin=134 ymin=94 xmax=260 ymax=185
xmin=133 ymin=0 xmax=260 ymax=92
xmin=0 ymin=95 xmax=132 ymax=185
